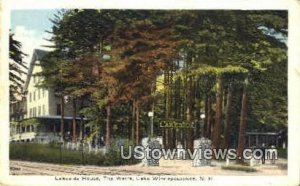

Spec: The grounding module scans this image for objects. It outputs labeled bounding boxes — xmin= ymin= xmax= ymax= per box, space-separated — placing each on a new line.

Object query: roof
xmin=23 ymin=49 xmax=48 ymax=92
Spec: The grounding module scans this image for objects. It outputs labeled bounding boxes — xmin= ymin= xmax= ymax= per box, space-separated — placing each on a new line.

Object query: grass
xmin=221 ymin=165 xmax=257 ymax=172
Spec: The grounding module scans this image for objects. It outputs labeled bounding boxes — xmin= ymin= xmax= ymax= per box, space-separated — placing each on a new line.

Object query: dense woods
xmin=34 ymin=10 xmax=287 ymax=163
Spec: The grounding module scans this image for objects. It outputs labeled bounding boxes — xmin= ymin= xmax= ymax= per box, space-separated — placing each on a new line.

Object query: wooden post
xmin=72 ymin=98 xmax=77 ymax=143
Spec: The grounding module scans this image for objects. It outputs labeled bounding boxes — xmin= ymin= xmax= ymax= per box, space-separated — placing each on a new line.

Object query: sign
xmin=160 ymin=120 xmax=194 ymax=128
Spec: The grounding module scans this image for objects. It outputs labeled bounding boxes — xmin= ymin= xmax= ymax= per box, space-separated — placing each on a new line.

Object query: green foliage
xmin=38 ymin=9 xmax=287 ymax=149
xmin=248 ymin=59 xmax=287 ymax=131
xmin=277 ymin=148 xmax=287 ymax=159
xmin=9 ymin=142 xmax=139 ymax=166
xmin=102 ymin=139 xmax=139 ymax=166
xmin=19 ymin=118 xmax=40 ymax=126
xmin=10 ymin=143 xmax=77 ymax=164
xmin=80 ymin=104 xmax=105 ymax=137
xmin=9 ymin=32 xmax=28 ymax=101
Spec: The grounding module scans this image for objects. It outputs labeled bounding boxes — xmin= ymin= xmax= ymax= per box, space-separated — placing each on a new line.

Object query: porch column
xmin=256 ymin=135 xmax=258 ymax=147
xmin=248 ymin=135 xmax=250 ymax=147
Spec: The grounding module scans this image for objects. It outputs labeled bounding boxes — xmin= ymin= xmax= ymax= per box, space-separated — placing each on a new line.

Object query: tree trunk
xmin=206 ymin=96 xmax=212 ymax=139
xmin=164 ymin=70 xmax=171 ymax=149
xmin=72 ymin=98 xmax=77 ymax=143
xmin=203 ymin=94 xmax=208 ymax=138
xmin=135 ymin=103 xmax=140 ymax=145
xmin=169 ymin=69 xmax=174 ymax=148
xmin=165 ymin=128 xmax=169 ymax=149
xmin=131 ymin=100 xmax=135 ymax=143
xmin=223 ymin=85 xmax=232 ymax=149
xmin=186 ymin=108 xmax=193 ymax=151
xmin=237 ymin=79 xmax=248 ymax=164
xmin=213 ymin=76 xmax=223 ymax=148
xmin=60 ymin=96 xmax=65 ymax=141
xmin=106 ymin=105 xmax=112 ymax=148
xmin=186 ymin=77 xmax=194 ymax=151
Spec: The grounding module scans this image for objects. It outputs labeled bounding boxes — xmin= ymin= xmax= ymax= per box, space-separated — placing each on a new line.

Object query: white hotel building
xmin=10 ymin=49 xmax=82 ymax=143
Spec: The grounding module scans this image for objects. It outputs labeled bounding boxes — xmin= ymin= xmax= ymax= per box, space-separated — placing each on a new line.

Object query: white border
xmin=1 ymin=0 xmax=299 ymax=186
xmin=4 ymin=0 xmax=290 ymax=10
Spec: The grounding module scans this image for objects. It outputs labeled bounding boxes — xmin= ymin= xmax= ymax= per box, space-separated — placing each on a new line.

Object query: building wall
xmin=11 ymin=50 xmax=84 ymax=143
xmin=26 ymin=60 xmax=50 ymax=118
xmin=48 ymin=89 xmax=74 ymax=116
xmin=26 ymin=59 xmax=79 ymax=118
xmin=10 ymin=101 xmax=26 ymax=121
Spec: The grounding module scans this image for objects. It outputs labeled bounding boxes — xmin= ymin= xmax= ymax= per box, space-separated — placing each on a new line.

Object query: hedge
xmin=10 ymin=142 xmax=139 ymax=166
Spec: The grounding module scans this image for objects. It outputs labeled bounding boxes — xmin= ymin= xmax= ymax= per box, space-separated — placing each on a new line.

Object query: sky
xmin=10 ymin=9 xmax=57 ymax=67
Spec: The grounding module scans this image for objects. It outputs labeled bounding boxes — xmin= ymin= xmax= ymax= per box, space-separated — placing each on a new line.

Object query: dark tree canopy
xmin=36 ymin=10 xmax=287 ymax=157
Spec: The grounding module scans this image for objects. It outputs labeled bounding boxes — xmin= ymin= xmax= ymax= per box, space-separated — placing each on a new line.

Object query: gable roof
xmin=23 ymin=49 xmax=48 ymax=92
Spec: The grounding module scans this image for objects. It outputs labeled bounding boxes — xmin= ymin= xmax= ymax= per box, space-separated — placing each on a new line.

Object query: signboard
xmin=160 ymin=120 xmax=195 ymax=128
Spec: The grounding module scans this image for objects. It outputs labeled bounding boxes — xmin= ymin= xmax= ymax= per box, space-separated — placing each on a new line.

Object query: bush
xmin=103 ymin=139 xmax=140 ymax=166
xmin=277 ymin=148 xmax=287 ymax=159
xmin=9 ymin=141 xmax=139 ymax=166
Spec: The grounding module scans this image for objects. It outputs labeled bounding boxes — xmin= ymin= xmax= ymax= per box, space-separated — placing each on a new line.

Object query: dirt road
xmin=10 ymin=159 xmax=287 ymax=176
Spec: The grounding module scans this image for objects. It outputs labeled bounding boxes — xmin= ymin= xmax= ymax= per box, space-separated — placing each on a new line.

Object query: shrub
xmin=103 ymin=139 xmax=140 ymax=166
xmin=277 ymin=148 xmax=287 ymax=159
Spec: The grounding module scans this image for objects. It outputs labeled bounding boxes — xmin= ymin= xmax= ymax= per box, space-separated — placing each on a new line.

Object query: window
xmin=33 ymin=91 xmax=36 ymax=101
xmin=56 ymin=104 xmax=61 ymax=115
xmin=29 ymin=108 xmax=32 ymax=117
xmin=29 ymin=92 xmax=32 ymax=102
xmin=42 ymin=89 xmax=45 ymax=97
xmin=38 ymin=106 xmax=41 ymax=116
xmin=42 ymin=105 xmax=45 ymax=115
xmin=38 ymin=89 xmax=40 ymax=99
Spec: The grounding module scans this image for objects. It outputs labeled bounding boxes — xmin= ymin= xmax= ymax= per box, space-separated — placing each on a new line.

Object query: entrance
xmin=160 ymin=120 xmax=196 ymax=150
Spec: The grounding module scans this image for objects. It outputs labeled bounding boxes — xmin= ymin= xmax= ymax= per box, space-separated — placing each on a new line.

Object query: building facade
xmin=10 ymin=49 xmax=82 ymax=143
